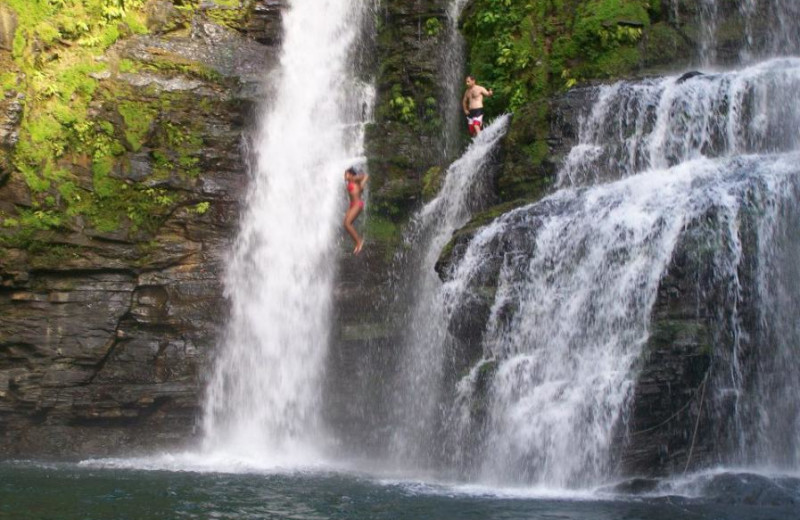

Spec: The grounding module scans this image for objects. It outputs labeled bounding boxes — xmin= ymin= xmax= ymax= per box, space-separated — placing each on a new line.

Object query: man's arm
xmin=481 ymin=86 xmax=493 ymax=98
xmin=462 ymin=90 xmax=470 ymax=114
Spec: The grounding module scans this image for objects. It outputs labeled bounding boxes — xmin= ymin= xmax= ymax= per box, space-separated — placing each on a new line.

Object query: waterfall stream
xmin=388 ymin=116 xmax=510 ymax=469
xmin=201 ymin=0 xmax=373 ymax=465
xmin=440 ymin=0 xmax=471 ymax=159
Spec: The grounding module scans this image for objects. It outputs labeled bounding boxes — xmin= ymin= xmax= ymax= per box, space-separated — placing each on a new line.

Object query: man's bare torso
xmin=465 ymin=86 xmax=487 ymax=109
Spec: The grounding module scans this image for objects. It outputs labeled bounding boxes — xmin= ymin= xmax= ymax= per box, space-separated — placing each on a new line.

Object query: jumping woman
xmin=343 ymin=166 xmax=368 ymax=254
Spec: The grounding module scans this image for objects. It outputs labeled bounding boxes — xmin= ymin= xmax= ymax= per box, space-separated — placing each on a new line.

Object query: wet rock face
xmin=325 ymin=0 xmax=454 ymax=452
xmin=0 ymin=5 xmax=285 ymax=457
xmin=620 ymin=216 xmax=718 ymax=476
xmin=0 ymin=91 xmax=23 ymax=186
xmin=366 ymin=0 xmax=452 ymax=218
xmin=239 ymin=0 xmax=286 ymax=46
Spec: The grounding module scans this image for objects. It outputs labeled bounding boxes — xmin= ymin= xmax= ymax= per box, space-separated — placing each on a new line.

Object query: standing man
xmin=462 ymin=75 xmax=493 ymax=137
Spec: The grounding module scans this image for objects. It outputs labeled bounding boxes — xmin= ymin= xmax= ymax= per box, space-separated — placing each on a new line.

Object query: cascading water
xmin=432 ymin=1 xmax=800 ymax=487
xmin=201 ymin=0 xmax=374 ymax=464
xmin=685 ymin=0 xmax=800 ymax=64
xmin=387 ymin=115 xmax=509 ymax=469
xmin=697 ymin=0 xmax=718 ymax=65
xmin=559 ymin=58 xmax=800 ymax=186
xmin=732 ymin=168 xmax=800 ymax=469
xmin=440 ymin=0 xmax=471 ymax=159
xmin=445 ymin=153 xmax=800 ymax=486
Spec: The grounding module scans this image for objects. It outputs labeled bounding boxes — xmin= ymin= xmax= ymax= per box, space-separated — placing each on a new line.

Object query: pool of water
xmin=2 ymin=460 xmax=798 ymax=520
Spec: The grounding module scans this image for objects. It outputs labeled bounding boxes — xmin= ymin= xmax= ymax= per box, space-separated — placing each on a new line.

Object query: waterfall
xmin=201 ymin=0 xmax=373 ymax=464
xmin=697 ymin=0 xmax=718 ymax=65
xmin=434 ymin=4 xmax=800 ymax=486
xmin=736 ymin=169 xmax=800 ymax=469
xmin=388 ymin=115 xmax=510 ymax=469
xmin=440 ymin=0 xmax=471 ymax=159
xmin=694 ymin=0 xmax=800 ymax=63
xmin=445 ymin=154 xmax=800 ymax=486
xmin=559 ymin=59 xmax=800 ymax=186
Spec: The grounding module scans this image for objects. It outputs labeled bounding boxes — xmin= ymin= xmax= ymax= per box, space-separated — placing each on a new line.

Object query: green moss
xmin=421 ymin=165 xmax=444 ymax=201
xmin=118 ymin=100 xmax=156 ymax=152
xmin=119 ymin=58 xmax=135 ymax=73
xmin=18 ymin=164 xmax=51 ymax=193
xmin=35 ymin=21 xmax=62 ymax=46
xmin=17 ymin=208 xmax=64 ymax=230
xmin=91 ymin=154 xmax=115 ymax=197
xmin=648 ymin=319 xmax=711 ymax=356
xmin=141 ymin=54 xmax=224 ymax=82
xmin=204 ymin=0 xmax=252 ymax=30
xmin=0 ymin=0 xmax=229 ymax=245
xmin=365 ymin=215 xmax=401 ymax=244
xmin=191 ymin=201 xmax=210 ymax=215
xmin=55 ymin=62 xmax=103 ymax=99
xmin=641 ymin=21 xmax=693 ymax=70
xmin=0 ymin=72 xmax=18 ymax=92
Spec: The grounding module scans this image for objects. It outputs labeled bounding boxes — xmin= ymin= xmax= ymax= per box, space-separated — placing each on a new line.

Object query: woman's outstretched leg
xmin=344 ymin=205 xmax=363 ymax=254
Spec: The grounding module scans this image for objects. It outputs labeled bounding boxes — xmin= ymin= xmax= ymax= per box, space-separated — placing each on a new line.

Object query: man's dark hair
xmin=466 ymin=74 xmax=475 ymax=81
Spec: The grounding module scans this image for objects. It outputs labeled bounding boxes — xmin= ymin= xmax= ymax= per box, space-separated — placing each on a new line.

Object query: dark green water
xmin=1 ymin=462 xmax=798 ymax=520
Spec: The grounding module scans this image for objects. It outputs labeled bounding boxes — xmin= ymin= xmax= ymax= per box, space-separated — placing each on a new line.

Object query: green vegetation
xmin=462 ymin=0 xmax=654 ymax=113
xmin=421 ymin=165 xmax=444 ymax=201
xmin=0 ymin=0 xmax=243 ymax=252
xmin=388 ymin=85 xmax=417 ymax=124
xmin=457 ymin=0 xmax=683 ymax=203
xmin=424 ymin=17 xmax=442 ymax=37
xmin=365 ymin=215 xmax=400 ymax=244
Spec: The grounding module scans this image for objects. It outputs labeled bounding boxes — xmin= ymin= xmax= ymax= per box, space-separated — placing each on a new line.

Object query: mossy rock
xmin=640 ymin=21 xmax=694 ymax=71
xmin=143 ymin=0 xmax=189 ymax=34
xmin=435 ymin=197 xmax=537 ymax=278
xmin=421 ymin=165 xmax=444 ymax=201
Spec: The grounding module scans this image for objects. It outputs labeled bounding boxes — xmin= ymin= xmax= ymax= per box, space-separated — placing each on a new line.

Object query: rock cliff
xmin=0 ymin=0 xmax=284 ymax=457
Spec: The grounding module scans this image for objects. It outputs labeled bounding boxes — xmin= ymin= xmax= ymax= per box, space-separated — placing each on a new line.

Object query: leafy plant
xmin=424 ymin=17 xmax=442 ymax=37
xmin=388 ymin=84 xmax=417 ymax=124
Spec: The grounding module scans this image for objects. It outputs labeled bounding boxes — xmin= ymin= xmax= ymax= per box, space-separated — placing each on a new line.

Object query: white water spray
xmin=389 ymin=116 xmax=509 ymax=468
xmin=559 ymin=58 xmax=800 ymax=187
xmin=449 ymin=155 xmax=799 ymax=487
xmin=202 ymin=0 xmax=373 ymax=465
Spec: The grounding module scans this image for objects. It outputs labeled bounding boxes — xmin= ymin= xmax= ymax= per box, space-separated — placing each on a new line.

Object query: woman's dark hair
xmin=345 ymin=166 xmax=358 ymax=175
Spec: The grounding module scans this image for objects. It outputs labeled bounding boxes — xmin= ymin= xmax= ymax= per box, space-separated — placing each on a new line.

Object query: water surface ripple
xmin=1 ymin=462 xmax=798 ymax=520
